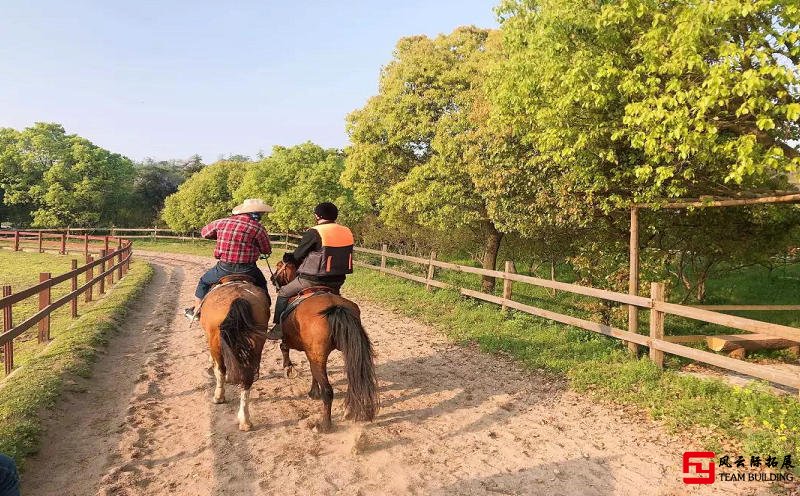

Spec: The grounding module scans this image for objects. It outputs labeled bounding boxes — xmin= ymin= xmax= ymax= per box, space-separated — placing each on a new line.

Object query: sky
xmin=0 ymin=1 xmax=498 ymax=162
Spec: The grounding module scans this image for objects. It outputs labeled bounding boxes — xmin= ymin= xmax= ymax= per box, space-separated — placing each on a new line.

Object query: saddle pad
xmin=280 ymin=289 xmax=337 ymax=323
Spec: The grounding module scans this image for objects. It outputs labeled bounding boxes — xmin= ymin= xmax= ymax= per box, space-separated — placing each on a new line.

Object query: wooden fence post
xmin=84 ymin=233 xmax=89 ymax=259
xmin=117 ymin=238 xmax=123 ymax=280
xmin=71 ymin=259 xmax=78 ymax=318
xmin=104 ymin=236 xmax=110 ymax=254
xmin=380 ymin=244 xmax=388 ymax=273
xmin=38 ymin=272 xmax=51 ymax=342
xmin=99 ymin=251 xmax=106 ymax=295
xmin=60 ymin=233 xmax=66 ymax=255
xmin=425 ymin=251 xmax=437 ymax=291
xmin=627 ymin=207 xmax=641 ymax=355
xmin=37 ymin=231 xmax=43 ymax=253
xmin=107 ymin=250 xmax=115 ymax=286
xmin=649 ymin=282 xmax=665 ymax=369
xmin=152 ymin=227 xmax=157 ymax=241
xmin=13 ymin=231 xmax=19 ymax=251
xmin=3 ymin=285 xmax=12 ymax=375
xmin=86 ymin=255 xmax=94 ymax=302
xmin=502 ymin=261 xmax=516 ymax=312
xmin=285 ymin=233 xmax=290 ymax=250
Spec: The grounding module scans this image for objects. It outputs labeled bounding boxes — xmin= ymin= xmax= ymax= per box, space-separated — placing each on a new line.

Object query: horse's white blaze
xmin=213 ymin=365 xmax=225 ymax=403
xmin=238 ymin=388 xmax=251 ymax=430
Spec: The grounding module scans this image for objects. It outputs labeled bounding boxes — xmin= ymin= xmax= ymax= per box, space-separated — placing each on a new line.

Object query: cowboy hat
xmin=232 ymin=198 xmax=274 ymax=214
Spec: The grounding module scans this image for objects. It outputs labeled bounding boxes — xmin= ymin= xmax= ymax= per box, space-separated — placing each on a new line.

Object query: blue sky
xmin=0 ymin=1 xmax=497 ymax=162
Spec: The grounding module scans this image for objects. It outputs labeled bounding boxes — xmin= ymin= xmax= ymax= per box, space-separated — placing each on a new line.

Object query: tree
xmin=0 ymin=123 xmax=134 ymax=227
xmin=235 ymin=143 xmax=364 ymax=232
xmin=182 ymin=154 xmax=205 ymax=178
xmin=344 ymin=27 xmax=510 ymax=291
xmin=490 ymin=0 xmax=800 ymax=292
xmin=124 ymin=164 xmax=185 ymax=226
xmin=161 ymin=159 xmax=251 ymax=231
xmin=492 ymin=0 xmax=798 ymax=223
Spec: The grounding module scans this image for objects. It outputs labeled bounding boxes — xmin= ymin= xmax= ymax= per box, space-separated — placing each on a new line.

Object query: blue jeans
xmin=195 ymin=262 xmax=268 ymax=299
xmin=0 ymin=454 xmax=19 ymax=496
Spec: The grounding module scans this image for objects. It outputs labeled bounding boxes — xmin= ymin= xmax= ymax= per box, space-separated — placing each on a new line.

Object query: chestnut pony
xmin=272 ymin=261 xmax=379 ymax=431
xmin=199 ymin=279 xmax=269 ymax=431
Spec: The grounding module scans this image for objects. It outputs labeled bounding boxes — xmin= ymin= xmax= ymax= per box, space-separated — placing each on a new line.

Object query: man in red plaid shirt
xmin=184 ymin=198 xmax=273 ymax=320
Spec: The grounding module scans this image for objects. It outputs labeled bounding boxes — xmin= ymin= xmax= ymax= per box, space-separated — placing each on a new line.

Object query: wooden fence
xmin=0 ymin=232 xmax=133 ymax=376
xmin=350 ymin=244 xmax=800 ymax=392
xmin=6 ymin=228 xmax=797 ymax=391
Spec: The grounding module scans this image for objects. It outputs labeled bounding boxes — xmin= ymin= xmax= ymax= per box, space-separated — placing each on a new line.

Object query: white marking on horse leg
xmin=238 ymin=388 xmax=252 ymax=431
xmin=205 ymin=354 xmax=214 ymax=377
xmin=213 ymin=365 xmax=225 ymax=404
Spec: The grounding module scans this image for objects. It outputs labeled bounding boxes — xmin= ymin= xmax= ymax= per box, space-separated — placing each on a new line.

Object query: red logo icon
xmin=683 ymin=451 xmax=716 ymax=484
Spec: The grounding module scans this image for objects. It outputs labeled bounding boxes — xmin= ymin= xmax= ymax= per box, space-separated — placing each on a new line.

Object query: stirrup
xmin=266 ymin=324 xmax=282 ymax=341
xmin=184 ymin=307 xmax=199 ymax=322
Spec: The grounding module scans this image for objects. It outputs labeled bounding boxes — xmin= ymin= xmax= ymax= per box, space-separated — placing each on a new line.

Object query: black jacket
xmin=291 ymin=222 xmax=347 ymax=284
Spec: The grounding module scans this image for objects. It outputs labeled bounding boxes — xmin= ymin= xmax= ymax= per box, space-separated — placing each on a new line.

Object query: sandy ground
xmin=19 ymin=251 xmax=774 ymax=496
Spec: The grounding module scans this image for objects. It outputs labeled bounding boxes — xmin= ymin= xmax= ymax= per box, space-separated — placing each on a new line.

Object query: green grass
xmin=345 ymin=269 xmax=800 ymax=466
xmin=0 ymin=251 xmax=88 ymax=377
xmin=133 ymin=235 xmax=291 ymax=258
xmin=133 ymin=238 xmax=216 ymax=256
xmin=0 ymin=259 xmax=153 ymax=468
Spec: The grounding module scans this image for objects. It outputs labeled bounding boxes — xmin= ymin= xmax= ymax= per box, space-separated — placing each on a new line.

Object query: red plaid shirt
xmin=201 ymin=214 xmax=272 ymax=264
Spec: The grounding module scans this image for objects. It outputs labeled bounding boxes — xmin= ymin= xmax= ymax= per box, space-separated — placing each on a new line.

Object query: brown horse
xmin=273 ymin=261 xmax=379 ymax=431
xmin=199 ymin=278 xmax=269 ymax=431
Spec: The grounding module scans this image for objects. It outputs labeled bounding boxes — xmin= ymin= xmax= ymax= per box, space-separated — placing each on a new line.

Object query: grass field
xmin=0 ymin=254 xmax=153 ymax=467
xmin=132 ymin=236 xmax=291 ymax=258
xmin=0 ymin=251 xmax=89 ymax=377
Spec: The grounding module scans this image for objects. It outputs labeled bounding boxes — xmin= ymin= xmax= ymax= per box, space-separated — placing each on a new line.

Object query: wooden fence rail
xmin=354 ymin=245 xmax=800 ymax=392
xmin=0 ymin=233 xmax=133 ymax=376
xmin=4 ymin=228 xmax=796 ymax=389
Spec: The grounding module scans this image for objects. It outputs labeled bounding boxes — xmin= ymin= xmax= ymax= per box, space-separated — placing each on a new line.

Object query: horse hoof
xmin=204 ymin=366 xmax=214 ymax=377
xmin=239 ymin=422 xmax=252 ymax=432
xmin=213 ymin=396 xmax=225 ymax=404
xmin=285 ymin=366 xmax=299 ymax=379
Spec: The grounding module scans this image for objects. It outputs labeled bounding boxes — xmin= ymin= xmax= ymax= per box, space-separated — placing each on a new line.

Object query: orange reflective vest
xmin=297 ymin=223 xmax=354 ymax=277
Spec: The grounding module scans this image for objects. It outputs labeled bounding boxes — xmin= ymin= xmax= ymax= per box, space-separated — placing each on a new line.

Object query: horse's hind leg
xmin=308 ymin=359 xmax=333 ymax=432
xmin=280 ymin=342 xmax=295 ymax=377
xmin=308 ymin=376 xmax=320 ymax=399
xmin=213 ymin=361 xmax=226 ymax=404
xmin=237 ymin=388 xmax=252 ymax=431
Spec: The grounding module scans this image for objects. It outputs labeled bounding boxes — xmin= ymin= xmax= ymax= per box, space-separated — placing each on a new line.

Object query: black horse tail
xmin=219 ymin=298 xmax=266 ymax=388
xmin=322 ymin=305 xmax=379 ymax=421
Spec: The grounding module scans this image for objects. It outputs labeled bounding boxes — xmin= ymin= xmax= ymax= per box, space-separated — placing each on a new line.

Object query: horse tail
xmin=322 ymin=305 xmax=379 ymax=421
xmin=219 ymin=298 xmax=265 ymax=388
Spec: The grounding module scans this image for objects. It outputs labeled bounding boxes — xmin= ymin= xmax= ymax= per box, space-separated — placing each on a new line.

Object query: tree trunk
xmin=480 ymin=223 xmax=503 ymax=293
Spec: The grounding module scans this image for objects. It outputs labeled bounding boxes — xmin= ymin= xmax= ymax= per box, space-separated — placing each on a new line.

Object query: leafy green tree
xmin=492 ymin=0 xmax=798 ymax=221
xmin=0 ymin=123 xmax=134 ymax=227
xmin=235 ymin=143 xmax=364 ymax=232
xmin=123 ymin=164 xmax=185 ymax=226
xmin=344 ymin=27 xmax=511 ymax=291
xmin=182 ymin=154 xmax=205 ymax=178
xmin=161 ymin=159 xmax=250 ymax=231
xmin=490 ymin=0 xmax=799 ymax=294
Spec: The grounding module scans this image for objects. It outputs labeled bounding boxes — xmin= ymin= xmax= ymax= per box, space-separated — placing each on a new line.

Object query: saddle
xmin=280 ymin=286 xmax=340 ymax=323
xmin=218 ymin=274 xmax=256 ymax=285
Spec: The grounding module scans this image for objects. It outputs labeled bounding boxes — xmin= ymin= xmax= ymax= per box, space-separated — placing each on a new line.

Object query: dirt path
xmin=20 ymin=251 xmax=770 ymax=496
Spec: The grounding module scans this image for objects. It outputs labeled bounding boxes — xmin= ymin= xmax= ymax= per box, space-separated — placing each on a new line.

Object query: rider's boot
xmin=184 ymin=297 xmax=202 ymax=322
xmin=266 ymin=296 xmax=289 ymax=340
